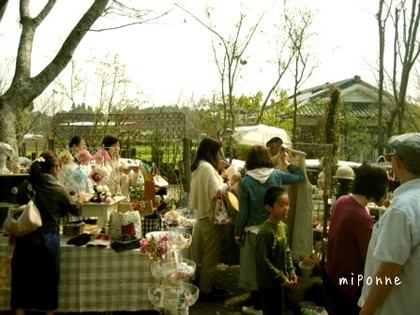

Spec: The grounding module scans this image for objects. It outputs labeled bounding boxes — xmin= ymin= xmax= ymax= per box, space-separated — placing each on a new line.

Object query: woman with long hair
xmin=189 ymin=137 xmax=241 ymax=302
xmin=11 ymin=151 xmax=84 ymax=315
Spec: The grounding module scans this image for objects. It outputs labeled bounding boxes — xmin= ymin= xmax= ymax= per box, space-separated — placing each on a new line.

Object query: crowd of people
xmin=7 ymin=132 xmax=420 ymax=315
xmin=189 ymin=136 xmax=305 ymax=314
xmin=8 ymin=134 xmax=142 ymax=315
xmin=57 ymin=135 xmax=141 ymax=201
xmin=324 ymin=133 xmax=420 ymax=315
xmin=188 ymin=132 xmax=420 ymax=315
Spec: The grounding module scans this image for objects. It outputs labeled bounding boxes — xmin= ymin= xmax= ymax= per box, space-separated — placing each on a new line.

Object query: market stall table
xmin=74 ymin=196 xmax=126 ymax=227
xmin=0 ymin=236 xmax=158 ymax=312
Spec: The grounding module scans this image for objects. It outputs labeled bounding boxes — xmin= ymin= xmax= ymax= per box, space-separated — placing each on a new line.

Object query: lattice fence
xmin=52 ymin=112 xmax=186 ymax=149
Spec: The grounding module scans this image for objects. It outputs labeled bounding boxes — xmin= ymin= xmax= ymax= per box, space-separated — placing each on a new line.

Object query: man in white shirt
xmin=358 ymin=133 xmax=420 ymax=314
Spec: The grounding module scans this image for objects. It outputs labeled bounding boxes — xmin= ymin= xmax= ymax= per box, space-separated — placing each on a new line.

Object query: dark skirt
xmin=11 ymin=230 xmax=60 ymax=311
xmin=322 ymin=271 xmax=361 ymax=315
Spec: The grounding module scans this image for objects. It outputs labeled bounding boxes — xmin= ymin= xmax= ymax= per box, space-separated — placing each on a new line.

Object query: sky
xmin=0 ymin=0 xmax=379 ymax=109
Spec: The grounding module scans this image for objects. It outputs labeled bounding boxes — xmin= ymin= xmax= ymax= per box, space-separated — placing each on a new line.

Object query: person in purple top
xmin=324 ymin=163 xmax=388 ymax=315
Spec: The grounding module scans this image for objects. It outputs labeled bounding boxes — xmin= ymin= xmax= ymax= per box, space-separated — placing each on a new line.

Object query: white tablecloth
xmin=0 ymin=236 xmax=157 ymax=312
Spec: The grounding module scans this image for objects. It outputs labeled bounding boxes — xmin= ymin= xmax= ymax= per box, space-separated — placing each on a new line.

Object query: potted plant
xmin=129 ymin=183 xmax=147 ymax=212
xmin=298 ymin=254 xmax=319 ymax=280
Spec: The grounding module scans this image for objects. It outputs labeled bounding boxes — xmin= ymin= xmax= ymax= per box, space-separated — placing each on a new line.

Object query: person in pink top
xmin=323 ymin=163 xmax=388 ymax=315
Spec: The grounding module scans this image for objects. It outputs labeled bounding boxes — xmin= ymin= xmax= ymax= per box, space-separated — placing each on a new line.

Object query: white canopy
xmin=232 ymin=124 xmax=292 ymax=146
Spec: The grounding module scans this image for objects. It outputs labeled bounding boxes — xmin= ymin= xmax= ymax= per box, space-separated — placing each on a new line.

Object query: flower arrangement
xmin=140 ymin=232 xmax=169 ymax=261
xmin=150 ymin=258 xmax=196 ymax=281
xmin=162 ymin=210 xmax=185 ymax=230
xmin=298 ymin=253 xmax=319 ymax=280
xmin=129 ymin=183 xmax=144 ymax=201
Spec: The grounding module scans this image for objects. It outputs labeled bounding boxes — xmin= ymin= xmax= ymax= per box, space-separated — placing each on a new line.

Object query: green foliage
xmin=233 ymin=144 xmax=252 ymax=161
xmin=324 ymin=86 xmax=341 ymax=150
xmin=339 ymin=116 xmax=373 ymax=160
xmin=260 ymin=90 xmax=293 ymax=133
xmin=235 ymin=92 xmax=263 ymax=117
xmin=401 ymin=102 xmax=420 ymax=133
xmin=192 ymin=97 xmax=225 ymax=137
xmin=232 ymin=90 xmax=293 ymax=133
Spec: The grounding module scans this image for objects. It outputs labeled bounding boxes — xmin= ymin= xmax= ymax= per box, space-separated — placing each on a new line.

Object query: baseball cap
xmin=388 ymin=133 xmax=420 ymax=173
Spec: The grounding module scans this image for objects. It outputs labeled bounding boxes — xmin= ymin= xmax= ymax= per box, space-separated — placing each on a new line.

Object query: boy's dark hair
xmin=264 ymin=186 xmax=287 ymax=207
xmin=352 ymin=163 xmax=388 ymax=204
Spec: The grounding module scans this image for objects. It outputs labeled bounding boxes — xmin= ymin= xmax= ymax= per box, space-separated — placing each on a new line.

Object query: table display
xmin=0 ymin=236 xmax=157 ymax=312
xmin=141 ymin=210 xmax=199 ymax=314
xmin=77 ymin=196 xmax=126 ymax=227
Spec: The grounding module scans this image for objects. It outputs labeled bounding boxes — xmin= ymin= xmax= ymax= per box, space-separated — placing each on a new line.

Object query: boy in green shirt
xmin=255 ymin=186 xmax=297 ymax=314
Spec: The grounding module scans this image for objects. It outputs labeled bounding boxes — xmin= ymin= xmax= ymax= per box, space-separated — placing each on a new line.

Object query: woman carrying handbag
xmin=188 ymin=137 xmax=241 ymax=302
xmin=11 ymin=151 xmax=84 ymax=315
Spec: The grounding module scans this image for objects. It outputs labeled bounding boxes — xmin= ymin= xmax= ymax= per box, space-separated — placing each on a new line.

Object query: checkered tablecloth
xmin=0 ymin=236 xmax=158 ymax=312
xmin=141 ymin=216 xmax=161 ymax=237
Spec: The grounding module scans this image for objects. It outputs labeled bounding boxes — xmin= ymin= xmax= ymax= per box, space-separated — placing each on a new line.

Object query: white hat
xmin=333 ymin=165 xmax=355 ymax=180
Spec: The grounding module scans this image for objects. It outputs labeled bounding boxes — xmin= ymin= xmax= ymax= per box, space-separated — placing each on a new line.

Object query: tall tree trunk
xmin=0 ymin=0 xmax=8 ymax=22
xmin=0 ymin=101 xmax=17 ymax=155
xmin=0 ymin=0 xmax=109 ymax=162
xmin=377 ymin=0 xmax=387 ymax=155
xmin=325 ymin=85 xmax=340 ymax=159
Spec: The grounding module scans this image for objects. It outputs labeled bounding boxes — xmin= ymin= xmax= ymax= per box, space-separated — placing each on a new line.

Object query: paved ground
xmin=0 ymin=265 xmax=246 ymax=315
xmin=1 ymin=264 xmax=325 ymax=315
xmin=189 ymin=264 xmax=247 ymax=315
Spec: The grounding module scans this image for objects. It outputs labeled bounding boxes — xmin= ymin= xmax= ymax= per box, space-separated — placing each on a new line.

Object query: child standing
xmin=255 ymin=186 xmax=297 ymax=315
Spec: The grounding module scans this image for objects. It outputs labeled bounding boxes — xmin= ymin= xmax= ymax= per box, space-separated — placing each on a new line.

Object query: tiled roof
xmin=294 ymin=75 xmax=366 ymax=101
xmin=298 ymin=101 xmax=391 ymax=118
xmin=292 ymin=75 xmax=394 ymax=118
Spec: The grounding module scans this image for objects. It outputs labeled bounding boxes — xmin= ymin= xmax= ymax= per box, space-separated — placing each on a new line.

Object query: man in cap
xmin=359 ymin=133 xmax=420 ymax=314
xmin=266 ymin=137 xmax=289 ymax=171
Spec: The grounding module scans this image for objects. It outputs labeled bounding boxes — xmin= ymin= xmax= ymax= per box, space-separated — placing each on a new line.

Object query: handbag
xmin=153 ymin=174 xmax=169 ymax=188
xmin=209 ymin=190 xmax=231 ymax=225
xmin=109 ymin=210 xmax=142 ymax=241
xmin=3 ymin=183 xmax=43 ymax=236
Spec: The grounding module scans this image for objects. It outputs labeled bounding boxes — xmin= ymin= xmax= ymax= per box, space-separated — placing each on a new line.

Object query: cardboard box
xmin=63 ymin=223 xmax=85 ymax=237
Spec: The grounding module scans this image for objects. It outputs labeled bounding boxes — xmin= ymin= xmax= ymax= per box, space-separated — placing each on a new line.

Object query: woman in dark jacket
xmin=235 ymin=145 xmax=304 ymax=314
xmin=11 ymin=151 xmax=84 ymax=315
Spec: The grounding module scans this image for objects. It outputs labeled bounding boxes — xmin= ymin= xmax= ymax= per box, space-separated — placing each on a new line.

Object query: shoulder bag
xmin=3 ymin=183 xmax=43 ymax=236
xmin=209 ymin=190 xmax=231 ymax=225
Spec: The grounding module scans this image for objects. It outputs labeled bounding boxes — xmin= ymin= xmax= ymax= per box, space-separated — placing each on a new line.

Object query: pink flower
xmin=300 ymin=255 xmax=319 ymax=266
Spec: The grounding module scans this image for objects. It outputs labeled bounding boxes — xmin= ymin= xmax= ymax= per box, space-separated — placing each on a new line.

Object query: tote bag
xmin=4 ymin=200 xmax=42 ymax=236
xmin=209 ymin=190 xmax=231 ymax=225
